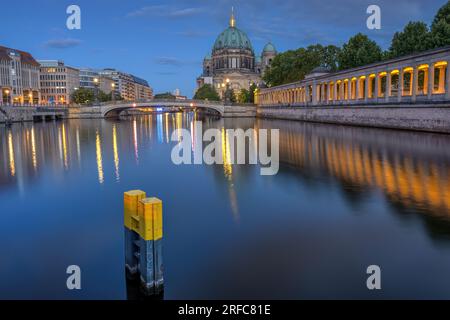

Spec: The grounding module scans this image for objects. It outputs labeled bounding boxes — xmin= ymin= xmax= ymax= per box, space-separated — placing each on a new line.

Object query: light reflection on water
xmin=0 ymin=113 xmax=450 ymax=299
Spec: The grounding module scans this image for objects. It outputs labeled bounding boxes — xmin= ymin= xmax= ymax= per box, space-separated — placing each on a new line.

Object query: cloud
xmin=154 ymin=56 xmax=200 ymax=67
xmin=170 ymin=8 xmax=204 ymax=17
xmin=44 ymin=38 xmax=81 ymax=49
xmin=155 ymin=57 xmax=183 ymax=67
xmin=127 ymin=5 xmax=204 ymax=18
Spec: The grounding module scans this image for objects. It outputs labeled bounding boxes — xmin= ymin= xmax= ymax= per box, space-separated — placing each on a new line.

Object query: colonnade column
xmin=365 ymin=76 xmax=369 ymax=103
xmin=412 ymin=65 xmax=418 ymax=103
xmin=385 ymin=71 xmax=391 ymax=103
xmin=355 ymin=79 xmax=360 ymax=102
xmin=398 ymin=68 xmax=404 ymax=103
xmin=334 ymin=82 xmax=338 ymax=104
xmin=374 ymin=73 xmax=379 ymax=102
xmin=305 ymin=85 xmax=310 ymax=105
xmin=446 ymin=61 xmax=450 ymax=100
xmin=428 ymin=64 xmax=435 ymax=99
xmin=312 ymin=82 xmax=317 ymax=106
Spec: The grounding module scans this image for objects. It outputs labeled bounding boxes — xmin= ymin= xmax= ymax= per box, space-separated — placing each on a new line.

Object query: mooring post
xmin=138 ymin=197 xmax=164 ymax=295
xmin=124 ymin=191 xmax=164 ymax=296
xmin=124 ymin=190 xmax=146 ymax=279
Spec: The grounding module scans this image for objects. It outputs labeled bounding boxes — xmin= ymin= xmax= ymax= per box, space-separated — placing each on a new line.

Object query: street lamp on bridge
xmin=93 ymin=77 xmax=99 ymax=105
xmin=111 ymin=83 xmax=116 ymax=102
xmin=4 ymin=89 xmax=10 ymax=104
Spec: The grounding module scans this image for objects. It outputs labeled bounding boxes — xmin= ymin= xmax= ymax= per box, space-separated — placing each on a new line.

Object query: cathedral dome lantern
xmin=213 ymin=10 xmax=254 ymax=52
xmin=196 ymin=8 xmax=277 ymax=100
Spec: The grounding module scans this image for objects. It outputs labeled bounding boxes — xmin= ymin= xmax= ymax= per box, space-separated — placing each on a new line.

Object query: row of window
xmin=41 ymin=88 xmax=67 ymax=94
xmin=40 ymin=74 xmax=67 ymax=80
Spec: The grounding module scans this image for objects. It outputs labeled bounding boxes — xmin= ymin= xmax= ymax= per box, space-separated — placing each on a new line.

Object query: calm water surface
xmin=1 ymin=113 xmax=450 ymax=299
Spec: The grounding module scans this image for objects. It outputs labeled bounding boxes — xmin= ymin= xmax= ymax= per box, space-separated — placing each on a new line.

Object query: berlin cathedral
xmin=196 ymin=9 xmax=277 ymax=99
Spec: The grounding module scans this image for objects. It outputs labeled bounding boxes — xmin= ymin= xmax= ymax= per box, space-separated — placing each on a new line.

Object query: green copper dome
xmin=213 ymin=26 xmax=253 ymax=51
xmin=263 ymin=42 xmax=277 ymax=53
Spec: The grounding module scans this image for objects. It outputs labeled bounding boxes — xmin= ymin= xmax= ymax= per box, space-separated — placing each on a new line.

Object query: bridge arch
xmin=101 ymin=100 xmax=225 ymax=117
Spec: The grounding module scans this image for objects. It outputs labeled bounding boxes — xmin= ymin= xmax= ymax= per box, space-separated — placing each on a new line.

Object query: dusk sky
xmin=0 ymin=0 xmax=446 ymax=97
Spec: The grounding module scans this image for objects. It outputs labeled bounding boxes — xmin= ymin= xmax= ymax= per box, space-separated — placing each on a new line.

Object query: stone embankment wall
xmin=257 ymin=104 xmax=450 ymax=134
xmin=66 ymin=106 xmax=103 ymax=119
xmin=0 ymin=107 xmax=35 ymax=123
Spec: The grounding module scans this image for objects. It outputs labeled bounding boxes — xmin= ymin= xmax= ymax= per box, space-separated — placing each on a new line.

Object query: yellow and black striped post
xmin=124 ymin=190 xmax=164 ymax=296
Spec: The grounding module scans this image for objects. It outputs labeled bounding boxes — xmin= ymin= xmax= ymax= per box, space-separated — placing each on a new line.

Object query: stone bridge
xmin=98 ymin=99 xmax=256 ymax=118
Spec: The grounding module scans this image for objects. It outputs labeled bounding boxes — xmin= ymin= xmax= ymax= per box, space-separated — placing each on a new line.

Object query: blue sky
xmin=0 ymin=0 xmax=446 ymax=97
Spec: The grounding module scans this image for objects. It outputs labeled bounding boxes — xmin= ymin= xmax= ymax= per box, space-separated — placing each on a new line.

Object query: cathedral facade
xmin=196 ymin=10 xmax=277 ymax=99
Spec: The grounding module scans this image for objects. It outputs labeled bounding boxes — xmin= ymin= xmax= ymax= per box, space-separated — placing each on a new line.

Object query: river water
xmin=1 ymin=112 xmax=450 ymax=299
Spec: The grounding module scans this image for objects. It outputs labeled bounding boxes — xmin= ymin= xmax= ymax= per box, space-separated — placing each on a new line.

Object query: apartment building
xmin=100 ymin=69 xmax=153 ymax=101
xmin=0 ymin=45 xmax=40 ymax=105
xmin=39 ymin=60 xmax=79 ymax=105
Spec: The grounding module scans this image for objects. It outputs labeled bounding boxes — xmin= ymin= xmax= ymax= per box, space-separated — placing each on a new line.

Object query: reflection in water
xmin=165 ymin=113 xmax=170 ymax=143
xmin=1 ymin=115 xmax=449 ymax=223
xmin=62 ymin=123 xmax=68 ymax=170
xmin=113 ymin=125 xmax=120 ymax=182
xmin=220 ymin=127 xmax=239 ymax=221
xmin=157 ymin=114 xmax=163 ymax=144
xmin=76 ymin=127 xmax=81 ymax=167
xmin=2 ymin=114 xmax=450 ymax=299
xmin=221 ymin=128 xmax=233 ymax=180
xmin=31 ymin=127 xmax=37 ymax=170
xmin=133 ymin=119 xmax=139 ymax=164
xmin=8 ymin=131 xmax=15 ymax=177
xmin=261 ymin=119 xmax=450 ymax=218
xmin=96 ymin=130 xmax=104 ymax=184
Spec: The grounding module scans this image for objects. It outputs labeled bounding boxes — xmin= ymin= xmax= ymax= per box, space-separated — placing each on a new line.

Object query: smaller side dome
xmin=263 ymin=42 xmax=277 ymax=54
xmin=311 ymin=66 xmax=330 ymax=73
xmin=204 ymin=53 xmax=212 ymax=60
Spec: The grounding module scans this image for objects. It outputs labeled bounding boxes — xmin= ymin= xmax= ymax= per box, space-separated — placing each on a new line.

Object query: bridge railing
xmin=94 ymin=99 xmax=226 ymax=107
xmin=35 ymin=107 xmax=69 ymax=113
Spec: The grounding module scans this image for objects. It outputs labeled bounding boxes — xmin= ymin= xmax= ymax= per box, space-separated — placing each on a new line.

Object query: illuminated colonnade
xmin=258 ymin=47 xmax=450 ymax=106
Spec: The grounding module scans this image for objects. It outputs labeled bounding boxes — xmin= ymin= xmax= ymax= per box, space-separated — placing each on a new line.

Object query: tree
xmin=430 ymin=1 xmax=450 ymax=48
xmin=238 ymin=89 xmax=251 ymax=103
xmin=338 ymin=33 xmax=383 ymax=70
xmin=263 ymin=45 xmax=340 ymax=87
xmin=71 ymin=88 xmax=94 ymax=104
xmin=249 ymin=83 xmax=257 ymax=103
xmin=389 ymin=22 xmax=432 ymax=58
xmin=193 ymin=84 xmax=221 ymax=101
xmin=98 ymin=90 xmax=111 ymax=102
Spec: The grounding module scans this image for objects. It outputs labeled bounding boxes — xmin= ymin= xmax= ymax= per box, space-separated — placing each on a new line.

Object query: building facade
xmin=0 ymin=46 xmax=40 ymax=105
xmin=100 ymin=69 xmax=153 ymax=101
xmin=79 ymin=68 xmax=115 ymax=94
xmin=132 ymin=75 xmax=153 ymax=100
xmin=197 ymin=9 xmax=277 ymax=99
xmin=39 ymin=60 xmax=79 ymax=105
xmin=257 ymin=46 xmax=450 ymax=106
